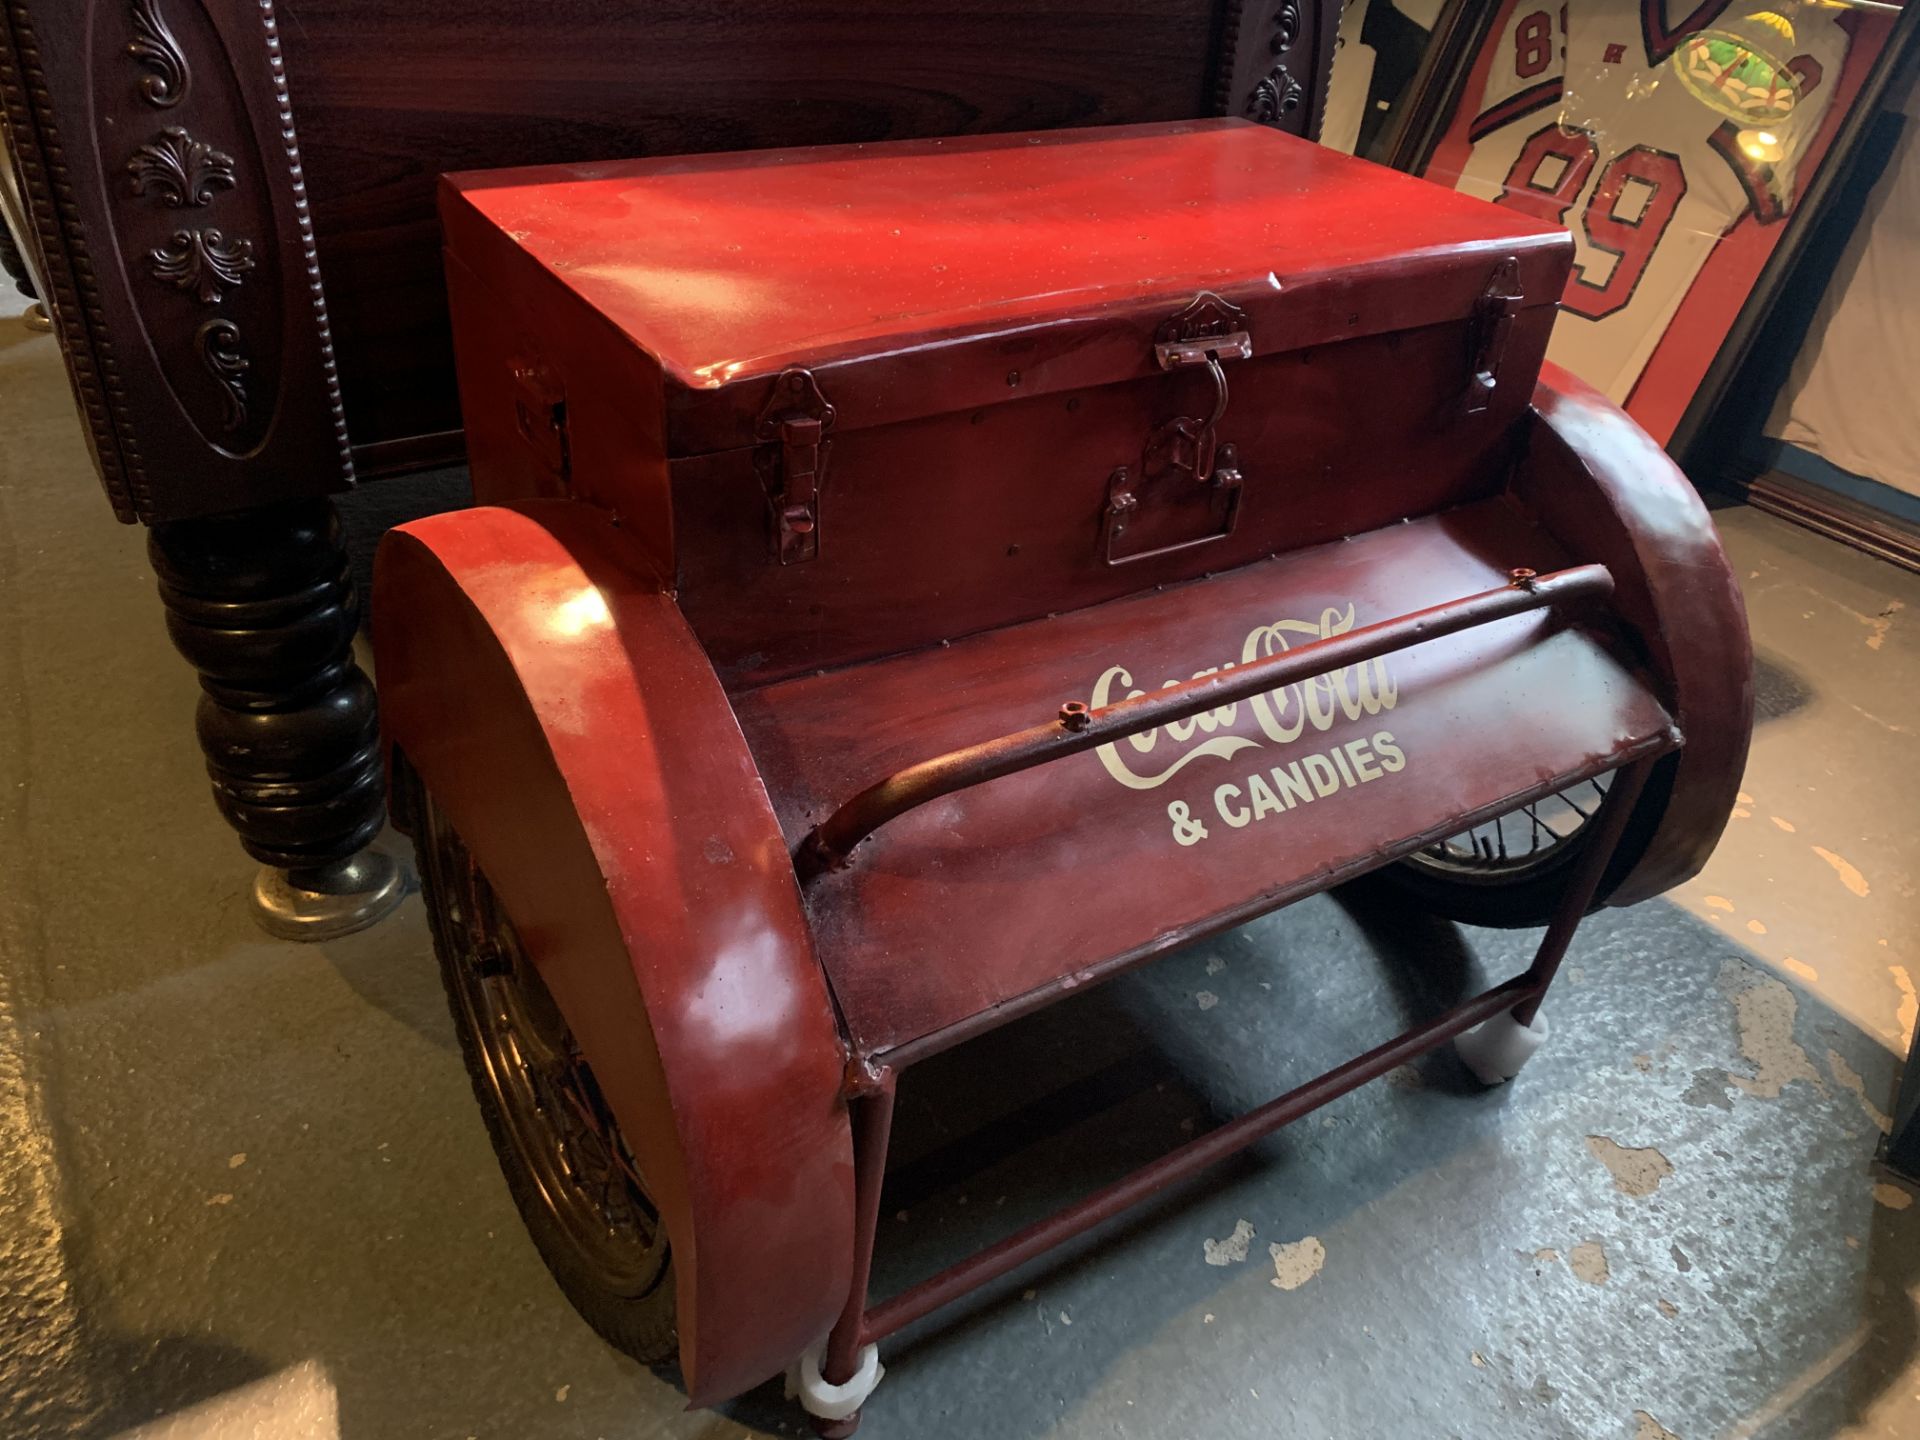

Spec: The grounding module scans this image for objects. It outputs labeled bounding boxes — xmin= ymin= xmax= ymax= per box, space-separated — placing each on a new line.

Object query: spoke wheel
xmin=1405 ymin=773 xmax=1614 ymax=884
xmin=412 ymin=773 xmax=677 ymax=1361
xmin=1383 ymin=769 xmax=1626 ymax=928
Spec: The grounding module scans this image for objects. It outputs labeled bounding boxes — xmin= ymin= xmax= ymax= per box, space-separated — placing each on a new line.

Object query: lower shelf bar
xmin=859 ymin=970 xmax=1535 ymax=1346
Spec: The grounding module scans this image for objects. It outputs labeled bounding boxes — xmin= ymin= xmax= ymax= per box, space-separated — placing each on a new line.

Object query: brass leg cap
xmin=250 ymin=848 xmax=409 ymax=942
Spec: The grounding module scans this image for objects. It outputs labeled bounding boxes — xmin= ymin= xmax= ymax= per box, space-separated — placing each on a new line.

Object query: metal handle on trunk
xmin=794 ymin=563 xmax=1616 ymax=881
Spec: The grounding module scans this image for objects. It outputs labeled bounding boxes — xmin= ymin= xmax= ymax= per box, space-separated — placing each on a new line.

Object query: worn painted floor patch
xmin=1585 ymin=1136 xmax=1674 ymax=1197
xmin=1569 ymin=1241 xmax=1609 ymax=1286
xmin=1825 ymin=1050 xmax=1892 ymax=1135
xmin=1874 ymin=1183 xmax=1914 ymax=1212
xmin=1811 ymin=846 xmax=1871 ymax=898
xmin=1268 ymin=1237 xmax=1325 ymax=1291
xmin=1682 ymin=1067 xmax=1735 ymax=1111
xmin=1719 ymin=960 xmax=1823 ymax=1099
xmin=1203 ymin=1219 xmax=1255 ymax=1266
xmin=1892 ymin=966 xmax=1918 ymax=1049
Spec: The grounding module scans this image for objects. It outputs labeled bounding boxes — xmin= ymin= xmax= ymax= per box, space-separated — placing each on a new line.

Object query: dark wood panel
xmin=0 ymin=0 xmax=353 ymax=522
xmin=277 ymin=0 xmax=1333 ymax=464
xmin=2 ymin=0 xmax=1340 ymax=515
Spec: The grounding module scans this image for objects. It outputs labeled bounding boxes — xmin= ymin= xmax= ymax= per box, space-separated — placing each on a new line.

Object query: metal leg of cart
xmin=807 ymin=755 xmax=1657 ymax=1436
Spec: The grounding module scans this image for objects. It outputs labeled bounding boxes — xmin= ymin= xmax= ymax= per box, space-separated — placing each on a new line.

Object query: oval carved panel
xmin=90 ymin=0 xmax=287 ymax=457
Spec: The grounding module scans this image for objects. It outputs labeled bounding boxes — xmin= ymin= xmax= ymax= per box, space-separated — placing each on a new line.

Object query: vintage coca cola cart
xmin=372 ymin=119 xmax=1751 ymax=1431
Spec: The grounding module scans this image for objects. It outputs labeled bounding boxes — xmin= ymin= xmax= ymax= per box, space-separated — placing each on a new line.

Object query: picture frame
xmin=1379 ymin=0 xmax=1919 ymax=462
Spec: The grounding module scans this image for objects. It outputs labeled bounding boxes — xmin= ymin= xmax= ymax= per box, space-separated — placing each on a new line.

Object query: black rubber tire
xmin=405 ymin=762 xmax=679 ymax=1365
xmin=1377 ymin=833 xmax=1595 ymax=928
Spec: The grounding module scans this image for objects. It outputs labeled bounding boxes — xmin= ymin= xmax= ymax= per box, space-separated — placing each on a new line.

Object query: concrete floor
xmin=2 ymin=294 xmax=1918 ymax=1440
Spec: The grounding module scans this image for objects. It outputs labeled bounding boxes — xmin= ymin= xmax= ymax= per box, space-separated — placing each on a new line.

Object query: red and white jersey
xmin=1448 ymin=0 xmax=1854 ymax=403
xmin=1466 ymin=2 xmax=1569 ymax=144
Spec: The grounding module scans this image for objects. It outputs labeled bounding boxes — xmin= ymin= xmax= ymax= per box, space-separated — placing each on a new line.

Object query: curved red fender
xmin=1516 ymin=363 xmax=1755 ymax=906
xmin=372 ymin=501 xmax=854 ymax=1406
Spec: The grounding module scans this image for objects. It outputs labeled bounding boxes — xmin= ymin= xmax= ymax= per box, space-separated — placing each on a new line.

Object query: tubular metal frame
xmin=811 ymin=752 xmax=1660 ymax=1436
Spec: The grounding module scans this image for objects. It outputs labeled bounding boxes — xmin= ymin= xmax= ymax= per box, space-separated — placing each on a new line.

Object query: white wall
xmin=1767 ymin=62 xmax=1920 ymax=500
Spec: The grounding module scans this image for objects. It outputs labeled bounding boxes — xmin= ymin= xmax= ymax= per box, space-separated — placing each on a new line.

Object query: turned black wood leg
xmin=149 ymin=497 xmax=407 ymax=940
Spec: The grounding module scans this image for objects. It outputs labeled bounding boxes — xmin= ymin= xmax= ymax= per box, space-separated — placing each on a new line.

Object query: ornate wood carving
xmin=1245 ymin=4 xmax=1307 ymax=125
xmin=1239 ymin=1 xmax=1307 ymax=125
xmin=1214 ymin=0 xmax=1340 ymax=141
xmin=0 ymin=0 xmax=351 ymax=523
xmin=1247 ymin=2 xmax=1305 ymax=121
xmin=196 ymin=317 xmax=249 ymax=429
xmin=149 ymin=499 xmax=387 ymax=870
xmin=126 ymin=125 xmax=236 ymax=206
xmin=150 ymin=226 xmax=254 ymax=303
xmin=119 ymin=1 xmax=261 ymax=455
xmin=128 ymin=0 xmax=188 ymax=107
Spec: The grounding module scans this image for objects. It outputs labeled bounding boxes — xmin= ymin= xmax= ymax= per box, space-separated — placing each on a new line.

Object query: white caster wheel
xmin=1454 ymin=1009 xmax=1549 ymax=1085
xmin=786 ymin=1339 xmax=885 ymax=1423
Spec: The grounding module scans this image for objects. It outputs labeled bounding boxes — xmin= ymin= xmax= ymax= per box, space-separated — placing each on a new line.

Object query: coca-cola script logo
xmin=1090 ymin=604 xmax=1397 ymax=788
xmin=1087 ymin=604 xmax=1409 ymax=847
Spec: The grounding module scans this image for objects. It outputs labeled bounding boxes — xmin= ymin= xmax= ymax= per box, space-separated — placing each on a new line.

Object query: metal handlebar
xmin=793 ymin=563 xmax=1615 ymax=881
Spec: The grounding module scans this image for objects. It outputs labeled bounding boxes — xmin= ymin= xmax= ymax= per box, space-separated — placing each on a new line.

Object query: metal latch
xmin=1103 ymin=292 xmax=1255 ymax=565
xmin=1465 ymin=257 xmax=1524 ymax=415
xmin=510 ymin=360 xmax=570 ymax=492
xmin=1152 ymin=291 xmax=1253 ymax=485
xmin=754 ymin=368 xmax=836 ymax=565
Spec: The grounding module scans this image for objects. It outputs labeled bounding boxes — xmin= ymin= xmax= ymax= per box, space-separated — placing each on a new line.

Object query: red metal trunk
xmin=437 ymin=120 xmax=1572 ymax=679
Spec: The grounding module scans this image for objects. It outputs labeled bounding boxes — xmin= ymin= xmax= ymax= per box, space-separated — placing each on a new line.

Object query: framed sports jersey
xmin=1391 ymin=0 xmax=1915 ymax=449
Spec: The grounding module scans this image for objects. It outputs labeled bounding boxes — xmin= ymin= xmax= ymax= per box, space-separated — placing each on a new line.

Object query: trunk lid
xmin=443 ymin=118 xmax=1571 ymax=456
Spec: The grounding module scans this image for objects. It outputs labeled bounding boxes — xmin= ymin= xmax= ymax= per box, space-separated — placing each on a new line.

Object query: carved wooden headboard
xmin=0 ymin=1 xmax=1341 ymax=525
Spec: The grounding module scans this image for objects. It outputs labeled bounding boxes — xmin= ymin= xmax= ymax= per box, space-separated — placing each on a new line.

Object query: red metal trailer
xmin=372 ymin=119 xmax=1751 ymax=1432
